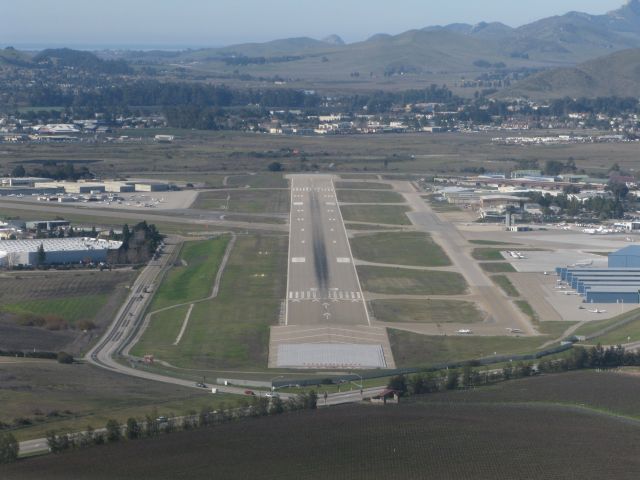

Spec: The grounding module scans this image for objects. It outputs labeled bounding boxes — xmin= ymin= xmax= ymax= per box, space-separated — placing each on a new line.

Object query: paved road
xmin=286 ymin=174 xmax=370 ymax=327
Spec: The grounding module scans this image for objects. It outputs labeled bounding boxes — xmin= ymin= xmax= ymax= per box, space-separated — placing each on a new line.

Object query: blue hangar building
xmin=556 ymin=245 xmax=640 ymax=304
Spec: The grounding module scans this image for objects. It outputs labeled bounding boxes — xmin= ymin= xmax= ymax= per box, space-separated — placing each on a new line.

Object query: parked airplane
xmin=588 ymin=308 xmax=607 ymax=314
xmin=569 ymin=260 xmax=593 ymax=268
xmin=507 ymin=328 xmax=523 ymax=334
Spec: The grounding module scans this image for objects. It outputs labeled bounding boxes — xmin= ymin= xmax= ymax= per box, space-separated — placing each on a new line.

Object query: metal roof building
xmin=609 ymin=245 xmax=640 ymax=268
xmin=0 ymin=238 xmax=122 ymax=267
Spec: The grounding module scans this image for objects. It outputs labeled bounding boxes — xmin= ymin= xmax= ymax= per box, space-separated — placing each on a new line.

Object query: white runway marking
xmin=337 ymin=258 xmax=351 ymax=263
xmin=292 ymin=257 xmax=306 ymax=263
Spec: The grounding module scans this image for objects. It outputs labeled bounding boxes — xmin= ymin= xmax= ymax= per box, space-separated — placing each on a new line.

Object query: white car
xmin=265 ymin=392 xmax=280 ymax=399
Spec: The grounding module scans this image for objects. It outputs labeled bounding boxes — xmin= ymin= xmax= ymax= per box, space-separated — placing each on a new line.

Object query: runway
xmin=285 ymin=174 xmax=369 ymax=327
xmin=270 ymin=174 xmax=395 ymax=369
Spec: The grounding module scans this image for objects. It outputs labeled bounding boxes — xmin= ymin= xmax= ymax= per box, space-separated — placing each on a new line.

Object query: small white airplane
xmin=588 ymin=308 xmax=607 ymax=314
xmin=457 ymin=329 xmax=473 ymax=335
xmin=569 ymin=260 xmax=593 ymax=268
xmin=507 ymin=328 xmax=524 ymax=334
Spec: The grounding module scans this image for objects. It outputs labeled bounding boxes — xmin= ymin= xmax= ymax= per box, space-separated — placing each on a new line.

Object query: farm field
xmin=416 ymin=369 xmax=640 ymax=418
xmin=350 ymin=232 xmax=451 ymax=267
xmin=370 ymin=299 xmax=482 ymax=324
xmin=0 ymin=270 xmax=134 ymax=354
xmin=340 ymin=205 xmax=412 ymax=225
xmin=7 ymin=399 xmax=640 ymax=479
xmin=192 ymin=189 xmax=290 ymax=214
xmin=357 ymin=266 xmax=468 ymax=295
xmin=132 ymin=234 xmax=287 ymax=370
xmin=336 ymin=189 xmax=404 ymax=204
xmin=388 ymin=329 xmax=545 ymax=367
xmin=0 ymin=359 xmax=235 ymax=442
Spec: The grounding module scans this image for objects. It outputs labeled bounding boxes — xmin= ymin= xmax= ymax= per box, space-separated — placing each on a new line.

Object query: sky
xmin=0 ymin=0 xmax=627 ymax=49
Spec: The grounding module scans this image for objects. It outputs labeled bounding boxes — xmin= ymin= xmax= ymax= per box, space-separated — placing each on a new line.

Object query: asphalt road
xmin=286 ymin=174 xmax=370 ymax=327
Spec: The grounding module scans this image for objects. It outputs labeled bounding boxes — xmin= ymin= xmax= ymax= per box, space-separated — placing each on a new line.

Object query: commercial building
xmin=0 ymin=238 xmax=122 ymax=267
xmin=34 ymin=182 xmax=106 ymax=194
xmin=134 ymin=182 xmax=170 ymax=192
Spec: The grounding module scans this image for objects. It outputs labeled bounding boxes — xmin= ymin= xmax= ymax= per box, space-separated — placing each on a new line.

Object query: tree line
xmin=387 ymin=345 xmax=640 ymax=397
xmin=12 ymin=391 xmax=319 ymax=460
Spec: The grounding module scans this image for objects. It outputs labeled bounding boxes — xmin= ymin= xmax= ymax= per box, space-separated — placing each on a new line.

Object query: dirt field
xmin=6 ymin=396 xmax=640 ymax=479
xmin=0 ymin=270 xmax=135 ymax=354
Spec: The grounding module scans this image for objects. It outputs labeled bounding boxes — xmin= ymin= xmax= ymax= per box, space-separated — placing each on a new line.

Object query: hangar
xmin=554 ymin=246 xmax=640 ymax=304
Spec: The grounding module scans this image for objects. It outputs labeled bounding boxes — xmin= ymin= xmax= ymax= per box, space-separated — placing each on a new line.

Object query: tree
xmin=387 ymin=375 xmax=408 ymax=396
xmin=0 ymin=432 xmax=19 ymax=464
xmin=37 ymin=243 xmax=46 ymax=266
xmin=10 ymin=165 xmax=26 ymax=178
xmin=269 ymin=397 xmax=285 ymax=415
xmin=57 ymin=351 xmax=74 ymax=364
xmin=45 ymin=430 xmax=61 ymax=454
xmin=267 ymin=161 xmax=283 ymax=172
xmin=445 ymin=369 xmax=459 ymax=390
xmin=105 ymin=419 xmax=121 ymax=442
xmin=125 ymin=418 xmax=140 ymax=440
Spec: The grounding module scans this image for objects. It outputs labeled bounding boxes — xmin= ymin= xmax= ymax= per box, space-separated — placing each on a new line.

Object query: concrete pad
xmin=276 ymin=344 xmax=386 ymax=369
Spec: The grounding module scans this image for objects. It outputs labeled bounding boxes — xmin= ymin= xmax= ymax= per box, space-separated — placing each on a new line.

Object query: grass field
xmin=589 ymin=315 xmax=640 ymax=345
xmin=370 ymin=299 xmax=483 ymax=324
xmin=573 ymin=308 xmax=640 ymax=340
xmin=336 ymin=190 xmax=404 ymax=204
xmin=340 ymin=205 xmax=412 ymax=225
xmin=148 ymin=237 xmax=230 ymax=311
xmin=334 ymin=181 xmax=393 ymax=190
xmin=538 ymin=321 xmax=578 ymax=337
xmin=492 ymin=275 xmax=520 ymax=297
xmin=1 ymin=294 xmax=109 ymax=325
xmin=471 ymin=248 xmax=505 ymax=261
xmin=10 ymin=389 xmax=640 ymax=479
xmin=225 ymin=173 xmax=288 ymax=188
xmin=132 ymin=234 xmax=287 ymax=370
xmin=0 ymin=359 xmax=237 ymax=442
xmin=515 ymin=300 xmax=539 ymax=323
xmin=357 ymin=266 xmax=468 ymax=295
xmin=469 ymin=240 xmax=521 ymax=246
xmin=479 ymin=262 xmax=516 ymax=273
xmin=350 ymin=232 xmax=451 ymax=267
xmin=388 ymin=329 xmax=545 ymax=367
xmin=345 ymin=223 xmax=401 ymax=231
xmin=193 ymin=189 xmax=290 ymax=214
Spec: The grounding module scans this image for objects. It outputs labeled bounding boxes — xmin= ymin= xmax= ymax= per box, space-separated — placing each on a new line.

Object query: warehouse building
xmin=555 ymin=246 xmax=640 ymax=303
xmin=0 ymin=238 xmax=122 ymax=267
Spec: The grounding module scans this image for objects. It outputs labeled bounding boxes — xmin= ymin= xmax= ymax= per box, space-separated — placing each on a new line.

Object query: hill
xmin=498 ymin=48 xmax=640 ymax=99
xmin=164 ymin=1 xmax=640 ymax=86
xmin=33 ymin=48 xmax=132 ymax=74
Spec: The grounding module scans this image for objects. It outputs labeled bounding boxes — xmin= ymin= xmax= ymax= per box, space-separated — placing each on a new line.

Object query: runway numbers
xmin=291 ymin=257 xmax=306 ymax=263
